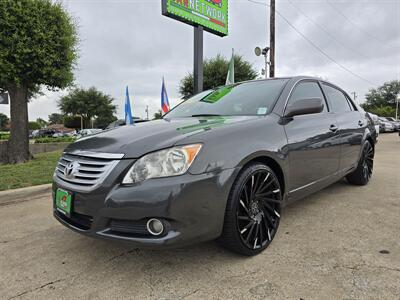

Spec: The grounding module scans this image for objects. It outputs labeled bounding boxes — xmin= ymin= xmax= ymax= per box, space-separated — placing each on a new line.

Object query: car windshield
xmin=165 ymin=79 xmax=289 ymax=118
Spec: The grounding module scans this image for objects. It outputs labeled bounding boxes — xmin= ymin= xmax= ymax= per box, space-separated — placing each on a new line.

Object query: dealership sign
xmin=162 ymin=0 xmax=228 ymax=36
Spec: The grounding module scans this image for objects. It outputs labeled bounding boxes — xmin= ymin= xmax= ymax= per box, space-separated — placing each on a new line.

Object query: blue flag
xmin=161 ymin=77 xmax=170 ymax=114
xmin=125 ymin=86 xmax=134 ymax=125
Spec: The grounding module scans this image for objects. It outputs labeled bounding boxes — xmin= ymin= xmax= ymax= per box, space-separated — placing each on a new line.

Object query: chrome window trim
xmin=281 ymin=78 xmax=325 ymax=116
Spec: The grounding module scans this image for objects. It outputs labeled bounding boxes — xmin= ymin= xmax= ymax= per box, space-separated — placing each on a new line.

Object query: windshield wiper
xmin=191 ymin=114 xmax=222 ymax=117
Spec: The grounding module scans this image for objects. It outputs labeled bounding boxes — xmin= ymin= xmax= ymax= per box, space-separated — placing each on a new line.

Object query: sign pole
xmin=194 ymin=26 xmax=204 ymax=94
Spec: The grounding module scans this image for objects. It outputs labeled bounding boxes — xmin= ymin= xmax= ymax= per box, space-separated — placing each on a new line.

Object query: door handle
xmin=329 ymin=124 xmax=338 ymax=132
xmin=358 ymin=120 xmax=364 ymax=127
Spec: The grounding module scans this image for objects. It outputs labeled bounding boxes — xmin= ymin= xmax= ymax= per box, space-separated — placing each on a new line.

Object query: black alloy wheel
xmin=219 ymin=163 xmax=282 ymax=256
xmin=347 ymin=140 xmax=374 ymax=186
xmin=362 ymin=141 xmax=374 ymax=182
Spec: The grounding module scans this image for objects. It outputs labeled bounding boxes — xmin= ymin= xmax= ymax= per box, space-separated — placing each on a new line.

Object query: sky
xmin=1 ymin=0 xmax=399 ymax=121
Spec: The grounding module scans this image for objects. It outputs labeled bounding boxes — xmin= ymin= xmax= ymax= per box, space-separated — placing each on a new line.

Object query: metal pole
xmin=194 ymin=26 xmax=204 ymax=94
xmin=396 ymin=94 xmax=399 ymax=120
xmin=269 ymin=0 xmax=275 ymax=78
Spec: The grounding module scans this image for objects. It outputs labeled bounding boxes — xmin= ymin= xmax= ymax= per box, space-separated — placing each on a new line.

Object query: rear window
xmin=322 ymin=84 xmax=352 ymax=113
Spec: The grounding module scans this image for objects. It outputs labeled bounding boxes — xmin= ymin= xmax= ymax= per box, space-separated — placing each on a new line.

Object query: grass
xmin=0 ymin=151 xmax=62 ymax=191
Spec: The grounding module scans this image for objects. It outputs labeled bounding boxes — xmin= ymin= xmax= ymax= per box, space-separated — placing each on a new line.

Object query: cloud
xmin=1 ymin=0 xmax=399 ymax=120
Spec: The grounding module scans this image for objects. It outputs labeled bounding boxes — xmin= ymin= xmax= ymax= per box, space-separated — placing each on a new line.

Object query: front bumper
xmin=53 ymin=165 xmax=239 ymax=248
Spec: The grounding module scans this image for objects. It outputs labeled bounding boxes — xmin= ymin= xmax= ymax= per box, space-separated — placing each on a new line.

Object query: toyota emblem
xmin=64 ymin=161 xmax=79 ymax=179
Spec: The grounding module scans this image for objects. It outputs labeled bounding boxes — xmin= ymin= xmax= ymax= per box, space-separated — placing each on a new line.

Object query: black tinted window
xmin=166 ymin=79 xmax=288 ymax=118
xmin=288 ymin=81 xmax=327 ymax=112
xmin=322 ymin=84 xmax=352 ymax=112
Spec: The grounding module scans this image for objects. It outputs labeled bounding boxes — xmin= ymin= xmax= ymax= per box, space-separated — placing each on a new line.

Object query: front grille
xmin=55 ymin=152 xmax=120 ymax=191
xmin=56 ymin=211 xmax=93 ymax=230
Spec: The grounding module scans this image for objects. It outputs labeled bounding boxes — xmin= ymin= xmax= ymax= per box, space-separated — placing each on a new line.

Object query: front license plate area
xmin=55 ymin=188 xmax=72 ymax=217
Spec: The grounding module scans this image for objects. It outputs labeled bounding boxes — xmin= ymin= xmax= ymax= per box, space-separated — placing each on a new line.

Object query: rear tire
xmin=218 ymin=163 xmax=282 ymax=256
xmin=346 ymin=140 xmax=374 ymax=186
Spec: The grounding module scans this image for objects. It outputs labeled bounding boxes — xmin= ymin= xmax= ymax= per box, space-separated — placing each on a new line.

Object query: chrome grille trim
xmin=55 ymin=151 xmax=122 ymax=192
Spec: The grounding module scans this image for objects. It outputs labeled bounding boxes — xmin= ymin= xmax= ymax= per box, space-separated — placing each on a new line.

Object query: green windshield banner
xmin=162 ymin=0 xmax=228 ymax=37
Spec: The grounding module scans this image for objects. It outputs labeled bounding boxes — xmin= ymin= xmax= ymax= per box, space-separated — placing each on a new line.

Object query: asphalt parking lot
xmin=0 ymin=133 xmax=399 ymax=300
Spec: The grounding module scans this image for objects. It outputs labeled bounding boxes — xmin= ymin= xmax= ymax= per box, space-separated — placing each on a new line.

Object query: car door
xmin=321 ymin=83 xmax=364 ymax=171
xmin=283 ymin=80 xmax=341 ymax=198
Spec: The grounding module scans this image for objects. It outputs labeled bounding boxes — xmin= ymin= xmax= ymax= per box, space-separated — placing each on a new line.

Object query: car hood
xmin=65 ymin=116 xmax=258 ymax=158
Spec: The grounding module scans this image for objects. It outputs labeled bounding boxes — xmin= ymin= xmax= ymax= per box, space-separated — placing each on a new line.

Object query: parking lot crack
xmin=8 ymin=279 xmax=63 ymax=300
xmin=107 ymin=249 xmax=136 ymax=262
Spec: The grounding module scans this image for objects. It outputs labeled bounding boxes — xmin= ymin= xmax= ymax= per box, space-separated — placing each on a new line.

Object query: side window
xmin=322 ymin=84 xmax=352 ymax=113
xmin=287 ymin=81 xmax=327 ymax=113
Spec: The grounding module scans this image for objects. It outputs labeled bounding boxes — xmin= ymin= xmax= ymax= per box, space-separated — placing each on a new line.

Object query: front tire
xmin=219 ymin=163 xmax=282 ymax=256
xmin=346 ymin=140 xmax=374 ymax=186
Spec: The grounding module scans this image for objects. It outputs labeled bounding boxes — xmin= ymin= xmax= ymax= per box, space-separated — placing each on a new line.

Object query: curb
xmin=0 ymin=184 xmax=52 ymax=206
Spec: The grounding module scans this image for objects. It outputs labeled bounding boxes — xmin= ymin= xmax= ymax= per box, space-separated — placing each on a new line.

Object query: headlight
xmin=122 ymin=144 xmax=202 ymax=184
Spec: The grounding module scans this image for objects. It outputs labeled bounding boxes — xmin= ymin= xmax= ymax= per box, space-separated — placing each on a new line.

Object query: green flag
xmin=226 ymin=48 xmax=234 ymax=85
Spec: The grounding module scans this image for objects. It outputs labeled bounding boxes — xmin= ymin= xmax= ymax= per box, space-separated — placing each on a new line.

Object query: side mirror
xmin=284 ymin=98 xmax=324 ymax=118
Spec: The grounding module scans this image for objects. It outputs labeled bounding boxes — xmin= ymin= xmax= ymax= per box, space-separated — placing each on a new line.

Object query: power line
xmin=247 ymin=0 xmax=376 ymax=86
xmin=325 ymin=0 xmax=387 ymax=45
xmin=287 ymin=0 xmax=368 ymax=60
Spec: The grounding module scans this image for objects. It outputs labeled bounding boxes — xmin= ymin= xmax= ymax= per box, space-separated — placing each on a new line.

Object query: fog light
xmin=146 ymin=218 xmax=164 ymax=236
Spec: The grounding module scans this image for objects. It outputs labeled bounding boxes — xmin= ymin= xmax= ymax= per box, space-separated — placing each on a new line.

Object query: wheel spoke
xmin=238 ymin=215 xmax=251 ymax=221
xmin=256 ymin=178 xmax=275 ymax=194
xmin=253 ymin=223 xmax=260 ymax=249
xmin=245 ymin=222 xmax=256 ymax=243
xmin=240 ymin=200 xmax=251 ymax=217
xmin=258 ymin=197 xmax=281 ymax=204
xmin=240 ymin=220 xmax=254 ymax=234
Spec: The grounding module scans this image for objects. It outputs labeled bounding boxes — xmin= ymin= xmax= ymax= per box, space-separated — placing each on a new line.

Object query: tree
xmin=0 ymin=113 xmax=9 ymax=131
xmin=365 ymin=106 xmax=396 ymax=118
xmin=48 ymin=113 xmax=64 ymax=125
xmin=36 ymin=118 xmax=47 ymax=128
xmin=153 ymin=110 xmax=162 ymax=120
xmin=58 ymin=87 xmax=117 ymax=129
xmin=0 ymin=0 xmax=78 ymax=163
xmin=63 ymin=115 xmax=82 ymax=130
xmin=28 ymin=121 xmax=41 ymax=130
xmin=179 ymin=54 xmax=258 ymax=99
xmin=362 ymin=80 xmax=400 ymax=115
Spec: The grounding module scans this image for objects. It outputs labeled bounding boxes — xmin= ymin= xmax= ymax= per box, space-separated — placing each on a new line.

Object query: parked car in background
xmin=76 ymin=128 xmax=103 ymax=139
xmin=367 ymin=112 xmax=380 ymax=138
xmin=378 ymin=117 xmax=395 ymax=132
xmin=104 ymin=118 xmax=149 ymax=130
xmin=385 ymin=117 xmax=400 ymax=131
xmin=53 ymin=76 xmax=377 ymax=256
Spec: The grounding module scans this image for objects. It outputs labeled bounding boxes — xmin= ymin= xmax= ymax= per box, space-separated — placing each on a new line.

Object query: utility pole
xmin=145 ymin=105 xmax=149 ymax=120
xmin=269 ymin=0 xmax=275 ymax=78
xmin=194 ymin=26 xmax=204 ymax=94
xmin=351 ymin=92 xmax=357 ymax=103
xmin=396 ymin=93 xmax=400 ymax=120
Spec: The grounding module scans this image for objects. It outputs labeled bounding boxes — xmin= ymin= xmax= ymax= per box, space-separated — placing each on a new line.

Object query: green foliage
xmin=153 ymin=110 xmax=162 ymax=120
xmin=94 ymin=114 xmax=118 ymax=129
xmin=0 ymin=0 xmax=78 ymax=91
xmin=0 ymin=131 xmax=10 ymax=140
xmin=63 ymin=115 xmax=82 ymax=129
xmin=363 ymin=106 xmax=396 ymax=118
xmin=58 ymin=87 xmax=117 ymax=129
xmin=28 ymin=121 xmax=41 ymax=130
xmin=362 ymin=80 xmax=400 ymax=114
xmin=179 ymin=54 xmax=258 ymax=99
xmin=34 ymin=136 xmax=76 ymax=144
xmin=0 ymin=113 xmax=9 ymax=130
xmin=0 ymin=150 xmax=62 ymax=191
xmin=36 ymin=117 xmax=47 ymax=128
xmin=48 ymin=113 xmax=64 ymax=125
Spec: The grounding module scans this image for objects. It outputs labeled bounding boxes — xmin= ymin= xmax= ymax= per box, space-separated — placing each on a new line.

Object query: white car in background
xmin=76 ymin=129 xmax=103 ymax=139
xmin=378 ymin=117 xmax=395 ymax=132
xmin=367 ymin=112 xmax=380 ymax=137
